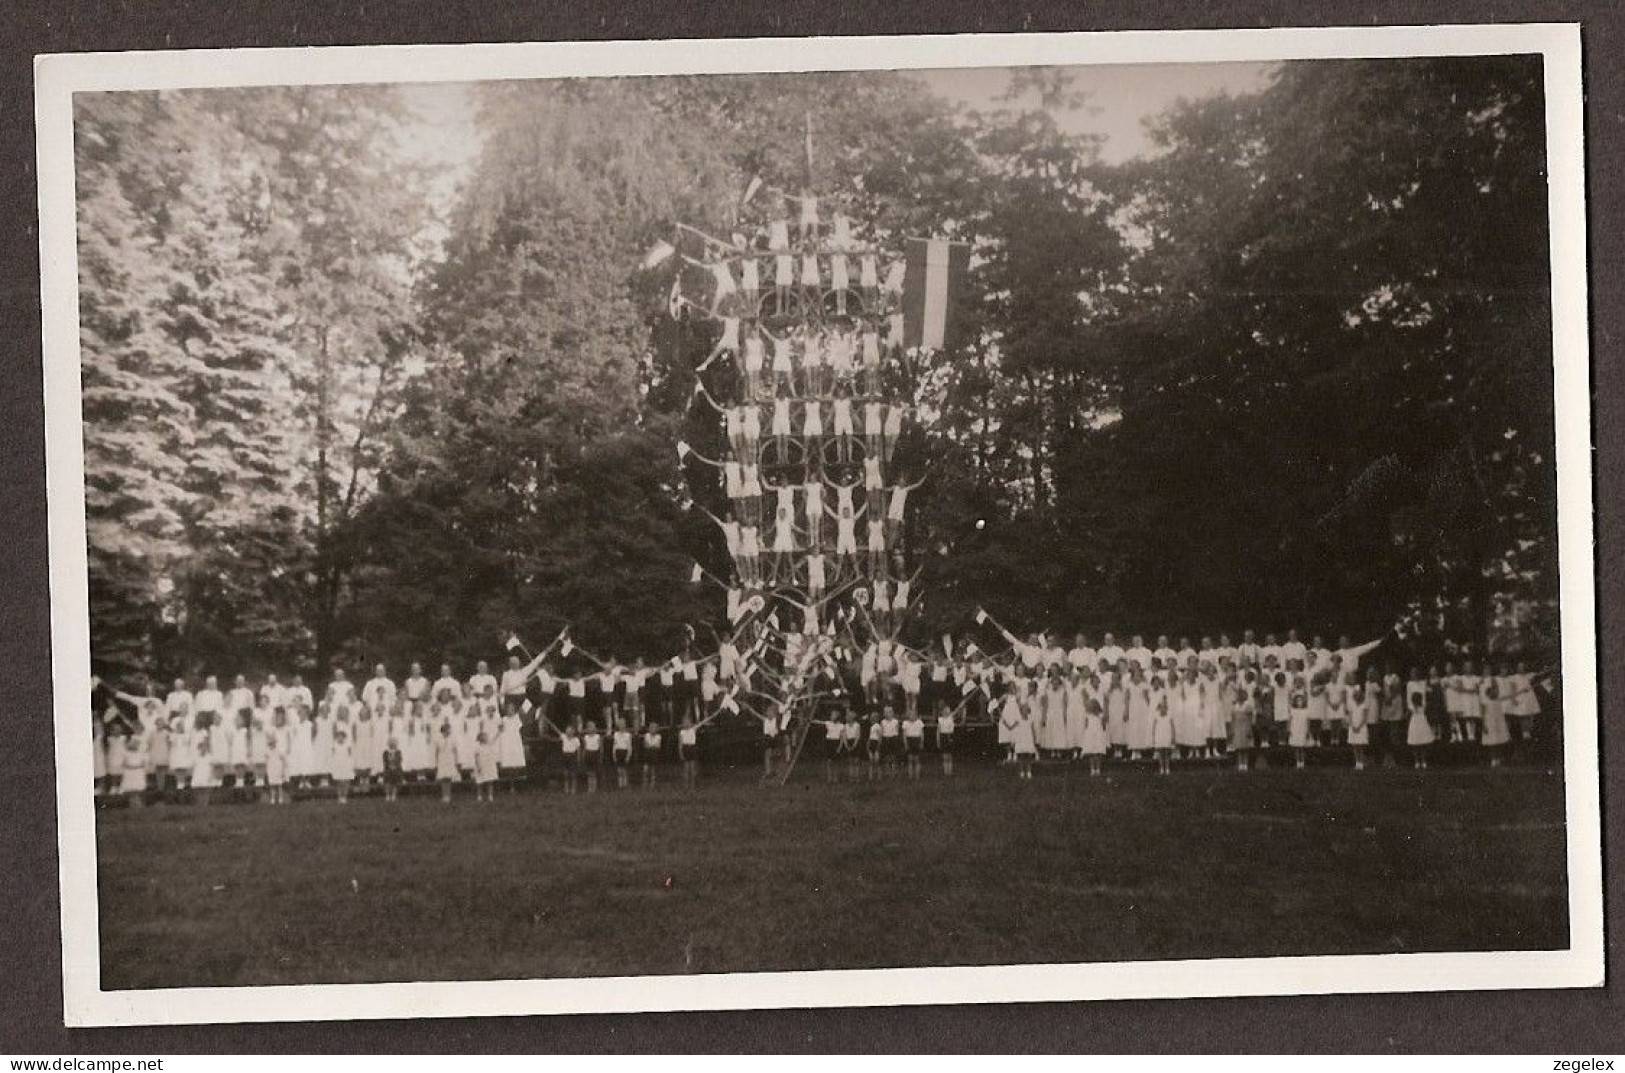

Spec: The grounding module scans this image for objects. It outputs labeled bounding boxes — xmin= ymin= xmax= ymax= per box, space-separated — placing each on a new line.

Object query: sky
xmin=395 ymin=60 xmax=1276 ymax=209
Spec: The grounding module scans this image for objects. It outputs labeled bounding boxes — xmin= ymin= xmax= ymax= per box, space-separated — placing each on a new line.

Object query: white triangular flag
xmin=560 ymin=639 xmax=574 ymax=657
xmin=690 ymin=562 xmax=704 ymax=584
xmin=974 ymin=608 xmax=989 ymax=625
xmin=640 ymin=239 xmax=676 ymax=270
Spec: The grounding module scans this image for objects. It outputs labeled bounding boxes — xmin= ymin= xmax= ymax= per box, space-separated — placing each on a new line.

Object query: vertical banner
xmin=902 ymin=237 xmax=970 ymax=349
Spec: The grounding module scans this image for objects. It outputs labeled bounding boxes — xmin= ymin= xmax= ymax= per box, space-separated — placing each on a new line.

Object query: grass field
xmin=95 ymin=754 xmax=1570 ymax=990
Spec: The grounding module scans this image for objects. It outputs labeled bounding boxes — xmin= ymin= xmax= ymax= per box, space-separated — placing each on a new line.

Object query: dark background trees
xmin=74 ymin=55 xmax=1558 ymax=676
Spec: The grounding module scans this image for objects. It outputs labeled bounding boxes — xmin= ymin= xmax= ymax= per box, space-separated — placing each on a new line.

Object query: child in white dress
xmin=119 ymin=732 xmax=148 ymax=806
xmin=1480 ymin=663 xmax=1510 ymax=764
xmin=264 ymin=724 xmax=289 ymax=805
xmin=1288 ymin=675 xmax=1312 ymax=769
xmin=1346 ymin=680 xmax=1371 ymax=770
xmin=1011 ymin=698 xmax=1038 ymax=780
xmin=191 ymin=737 xmax=217 ymax=805
xmin=1150 ymin=677 xmax=1175 ymax=775
xmin=330 ymin=729 xmax=355 ymax=803
xmin=474 ymin=731 xmax=499 ymax=802
xmin=1405 ymin=670 xmax=1434 ymax=768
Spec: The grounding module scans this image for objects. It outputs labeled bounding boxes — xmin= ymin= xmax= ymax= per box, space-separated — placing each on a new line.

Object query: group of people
xmin=90 ymin=623 xmax=1552 ymax=808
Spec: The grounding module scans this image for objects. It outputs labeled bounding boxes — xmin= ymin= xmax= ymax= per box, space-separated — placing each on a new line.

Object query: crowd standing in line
xmin=90 ymin=624 xmax=1553 ymax=807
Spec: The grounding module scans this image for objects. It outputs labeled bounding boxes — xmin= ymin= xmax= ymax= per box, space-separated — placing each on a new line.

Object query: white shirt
xmin=499 ymin=669 xmax=528 ymax=696
xmin=1124 ymin=646 xmax=1152 ymax=670
xmin=468 ymin=673 xmax=498 ymax=698
xmin=1097 ymin=644 xmax=1125 ymax=668
xmin=432 ymin=676 xmax=462 ymax=700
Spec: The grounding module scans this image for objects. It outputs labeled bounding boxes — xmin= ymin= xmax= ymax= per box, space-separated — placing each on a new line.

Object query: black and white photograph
xmin=34 ymin=25 xmax=1598 ymax=1026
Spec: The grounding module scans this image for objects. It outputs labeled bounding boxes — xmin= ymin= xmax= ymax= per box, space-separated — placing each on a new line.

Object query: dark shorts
xmin=905 ymin=736 xmax=923 ymax=752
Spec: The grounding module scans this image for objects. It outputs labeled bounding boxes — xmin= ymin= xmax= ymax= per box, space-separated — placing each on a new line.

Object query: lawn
xmin=94 ymin=752 xmax=1570 ymax=990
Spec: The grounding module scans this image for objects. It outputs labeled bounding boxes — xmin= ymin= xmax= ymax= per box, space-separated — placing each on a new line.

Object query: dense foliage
xmin=75 ymin=56 xmax=1558 ymax=677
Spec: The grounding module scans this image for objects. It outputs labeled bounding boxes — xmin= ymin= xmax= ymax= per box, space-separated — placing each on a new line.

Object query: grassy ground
xmin=95 ymin=752 xmax=1570 ymax=990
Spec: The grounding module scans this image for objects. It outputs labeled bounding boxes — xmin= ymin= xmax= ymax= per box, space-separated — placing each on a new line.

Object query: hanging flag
xmin=560 ymin=639 xmax=574 ymax=657
xmin=902 ymin=237 xmax=970 ymax=350
xmin=520 ymin=699 xmax=534 ymax=714
xmin=640 ymin=239 xmax=676 ymax=270
xmin=504 ymin=634 xmax=523 ymax=652
xmin=941 ymin=634 xmax=953 ymax=658
xmin=690 ymin=563 xmax=704 ymax=584
xmin=974 ymin=608 xmax=989 ymax=625
xmin=676 ymin=440 xmax=691 ymax=459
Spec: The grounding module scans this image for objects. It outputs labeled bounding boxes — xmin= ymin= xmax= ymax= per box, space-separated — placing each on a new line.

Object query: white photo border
xmin=35 ymin=23 xmax=1599 ymax=1027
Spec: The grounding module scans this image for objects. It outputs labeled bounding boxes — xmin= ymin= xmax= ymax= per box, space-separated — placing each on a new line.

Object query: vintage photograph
xmin=37 ymin=26 xmax=1598 ymax=1023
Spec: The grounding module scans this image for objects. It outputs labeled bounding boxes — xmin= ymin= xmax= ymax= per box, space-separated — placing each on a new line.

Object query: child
xmin=1150 ymin=676 xmax=1174 ymax=775
xmin=381 ymin=737 xmax=404 ymax=802
xmin=147 ymin=716 xmax=170 ymax=802
xmin=1346 ymin=681 xmax=1371 ymax=771
xmin=640 ymin=721 xmax=663 ymax=789
xmin=169 ymin=715 xmax=194 ymax=796
xmin=935 ymin=700 xmax=957 ymax=776
xmin=434 ymin=721 xmax=459 ymax=802
xmin=1230 ymin=678 xmax=1256 ymax=772
xmin=998 ymin=685 xmax=1021 ymax=764
xmin=1288 ymin=674 xmax=1312 ymax=769
xmin=1405 ymin=669 xmax=1433 ymax=768
xmin=119 ymin=730 xmax=149 ymax=807
xmin=191 ymin=736 xmax=217 ymax=806
xmin=902 ymin=706 xmax=925 ymax=779
xmin=840 ymin=711 xmax=863 ymax=782
xmin=582 ymin=720 xmax=603 ymax=792
xmin=865 ymin=715 xmax=883 ymax=780
xmin=330 ymin=728 xmax=355 ymax=804
xmin=1505 ymin=659 xmax=1542 ymax=745
xmin=879 ymin=705 xmax=902 ymax=777
xmin=677 ymin=714 xmax=699 ymax=790
xmin=1079 ymin=689 xmax=1107 ymax=776
xmin=611 ymin=719 xmax=634 ymax=789
xmin=821 ymin=711 xmax=845 ymax=783
xmin=1480 ymin=664 xmax=1510 ymax=766
xmin=264 ymin=726 xmax=288 ymax=805
xmin=555 ymin=721 xmax=580 ymax=793
xmin=1457 ymin=659 xmax=1483 ymax=744
xmin=1011 ymin=692 xmax=1038 ymax=780
xmin=474 ymin=730 xmax=499 ymax=802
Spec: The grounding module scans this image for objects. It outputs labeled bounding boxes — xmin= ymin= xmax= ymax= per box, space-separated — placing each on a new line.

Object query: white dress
xmin=288 ymin=717 xmax=314 ymax=778
xmin=498 ymin=714 xmax=526 ymax=768
xmin=1080 ymin=712 xmax=1107 ymax=756
xmin=1010 ymin=712 xmax=1037 ymax=757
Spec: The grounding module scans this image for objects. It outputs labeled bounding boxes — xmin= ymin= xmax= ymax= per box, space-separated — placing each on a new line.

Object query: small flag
xmin=560 ymin=639 xmax=574 ymax=657
xmin=640 ymin=239 xmax=676 ymax=270
xmin=741 ymin=175 xmax=763 ymax=205
xmin=941 ymin=634 xmax=953 ymax=658
xmin=520 ymin=700 xmax=533 ymax=714
xmin=690 ymin=562 xmax=704 ymax=584
xmin=902 ymin=237 xmax=970 ymax=350
xmin=504 ymin=634 xmax=523 ymax=652
xmin=668 ymin=279 xmax=684 ymax=318
xmin=676 ymin=441 xmax=691 ymax=459
xmin=974 ymin=608 xmax=989 ymax=625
